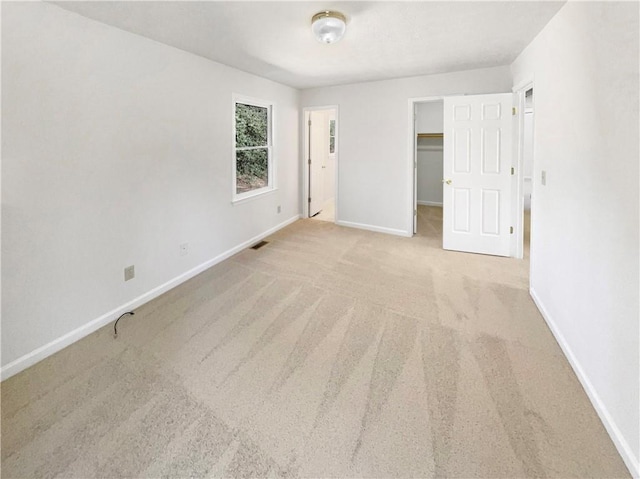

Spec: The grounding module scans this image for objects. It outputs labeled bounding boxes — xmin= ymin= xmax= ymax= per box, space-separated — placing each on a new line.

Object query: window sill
xmin=232 ymin=187 xmax=278 ymax=206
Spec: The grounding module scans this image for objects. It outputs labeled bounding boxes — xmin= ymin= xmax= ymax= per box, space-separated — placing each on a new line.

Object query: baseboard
xmin=417 ymin=200 xmax=443 ymax=207
xmin=530 ymin=287 xmax=639 ymax=478
xmin=335 ymin=220 xmax=412 ymax=237
xmin=0 ymin=214 xmax=300 ymax=381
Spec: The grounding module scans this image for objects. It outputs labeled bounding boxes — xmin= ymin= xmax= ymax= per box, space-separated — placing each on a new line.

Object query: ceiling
xmin=53 ymin=1 xmax=565 ymax=90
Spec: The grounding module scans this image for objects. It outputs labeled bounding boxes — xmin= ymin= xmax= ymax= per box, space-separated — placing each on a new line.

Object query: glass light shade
xmin=312 ymin=11 xmax=346 ymax=44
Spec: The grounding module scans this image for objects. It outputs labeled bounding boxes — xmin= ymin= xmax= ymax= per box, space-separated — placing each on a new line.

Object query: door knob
xmin=442 ymin=179 xmax=452 ymax=185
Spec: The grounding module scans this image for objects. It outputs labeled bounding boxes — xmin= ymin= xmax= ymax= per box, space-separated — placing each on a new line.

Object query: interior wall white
xmin=301 ymin=67 xmax=512 ymax=234
xmin=416 ymin=141 xmax=443 ymax=205
xmin=416 ymin=101 xmax=444 ymax=206
xmin=416 ymin=101 xmax=444 ymax=133
xmin=523 ymin=112 xmax=534 ymax=210
xmin=1 ymin=2 xmax=300 ymax=369
xmin=512 ymin=2 xmax=639 ymax=475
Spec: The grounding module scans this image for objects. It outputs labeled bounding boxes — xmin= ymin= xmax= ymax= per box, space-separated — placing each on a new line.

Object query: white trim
xmin=417 ymin=200 xmax=442 ymax=207
xmin=231 ymin=186 xmax=278 ymax=206
xmin=512 ymin=80 xmax=535 ymax=260
xmin=530 ymin=287 xmax=639 ymax=478
xmin=0 ymin=214 xmax=301 ymax=382
xmin=336 ymin=220 xmax=412 ymax=237
xmin=512 ymin=77 xmax=535 ymax=94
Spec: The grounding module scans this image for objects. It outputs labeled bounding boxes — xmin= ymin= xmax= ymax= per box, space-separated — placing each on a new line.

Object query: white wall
xmin=512 ymin=2 xmax=639 ymax=475
xmin=1 ymin=2 xmax=300 ymax=374
xmin=416 ymin=139 xmax=443 ymax=206
xmin=416 ymin=101 xmax=444 ymax=134
xmin=416 ymin=101 xmax=444 ymax=206
xmin=523 ymin=111 xmax=534 ymax=210
xmin=301 ymin=67 xmax=512 ymax=235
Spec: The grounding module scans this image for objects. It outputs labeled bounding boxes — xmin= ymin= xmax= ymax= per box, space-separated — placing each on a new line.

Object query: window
xmin=329 ymin=119 xmax=336 ymax=154
xmin=233 ymin=97 xmax=274 ymax=200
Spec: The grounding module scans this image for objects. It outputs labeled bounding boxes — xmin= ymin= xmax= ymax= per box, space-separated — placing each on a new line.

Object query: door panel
xmin=443 ymin=93 xmax=514 ymax=256
xmin=481 ymin=189 xmax=500 ymax=235
xmin=453 ymin=129 xmax=471 ymax=173
xmin=309 ymin=110 xmax=327 ymax=216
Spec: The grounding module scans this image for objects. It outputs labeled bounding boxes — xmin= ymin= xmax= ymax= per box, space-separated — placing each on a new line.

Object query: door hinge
xmin=308 ymin=158 xmax=311 ymax=165
xmin=308 ymin=197 xmax=311 ymax=203
xmin=511 ymin=167 xmax=515 ymax=175
xmin=414 ymin=209 xmax=417 ymax=216
xmin=510 ymin=226 xmax=514 ymax=234
xmin=308 ymin=119 xmax=312 ymax=126
xmin=512 ymin=107 xmax=517 ymax=116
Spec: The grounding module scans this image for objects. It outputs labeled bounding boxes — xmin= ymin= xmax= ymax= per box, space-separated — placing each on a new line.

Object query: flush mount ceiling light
xmin=311 ymin=11 xmax=347 ymax=44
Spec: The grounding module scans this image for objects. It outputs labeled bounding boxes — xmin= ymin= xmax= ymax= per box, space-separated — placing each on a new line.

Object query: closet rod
xmin=417 ymin=133 xmax=443 ymax=139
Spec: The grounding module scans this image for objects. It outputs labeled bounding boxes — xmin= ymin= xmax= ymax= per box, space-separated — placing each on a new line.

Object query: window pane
xmin=236 ymin=148 xmax=268 ymax=194
xmin=236 ymin=103 xmax=268 ymax=148
xmin=329 ymin=120 xmax=336 ymax=153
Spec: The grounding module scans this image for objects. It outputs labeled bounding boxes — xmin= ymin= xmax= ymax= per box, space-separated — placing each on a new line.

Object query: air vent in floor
xmin=251 ymin=240 xmax=269 ymax=250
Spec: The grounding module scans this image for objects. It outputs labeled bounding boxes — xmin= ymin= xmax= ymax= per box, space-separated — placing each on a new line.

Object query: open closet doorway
xmin=522 ymin=87 xmax=534 ymax=259
xmin=412 ymin=99 xmax=444 ymax=241
xmin=304 ymin=107 xmax=337 ymax=222
xmin=513 ymin=82 xmax=535 ymax=260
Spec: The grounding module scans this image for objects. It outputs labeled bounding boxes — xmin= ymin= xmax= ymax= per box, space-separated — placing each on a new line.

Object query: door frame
xmin=512 ymin=78 xmax=535 ymax=260
xmin=302 ymin=105 xmax=339 ymax=220
xmin=407 ymin=96 xmax=445 ymax=235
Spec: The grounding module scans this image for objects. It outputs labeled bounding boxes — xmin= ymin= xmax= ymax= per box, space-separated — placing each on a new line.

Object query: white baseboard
xmin=417 ymin=200 xmax=443 ymax=207
xmin=530 ymin=287 xmax=639 ymax=478
xmin=335 ymin=220 xmax=412 ymax=237
xmin=0 ymin=214 xmax=300 ymax=381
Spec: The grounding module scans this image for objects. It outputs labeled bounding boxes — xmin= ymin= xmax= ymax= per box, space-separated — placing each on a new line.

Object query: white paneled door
xmin=442 ymin=93 xmax=514 ymax=256
xmin=309 ymin=110 xmax=327 ymax=217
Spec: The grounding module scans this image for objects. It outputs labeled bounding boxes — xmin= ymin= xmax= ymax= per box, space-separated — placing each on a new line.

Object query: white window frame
xmin=232 ymin=94 xmax=276 ymax=203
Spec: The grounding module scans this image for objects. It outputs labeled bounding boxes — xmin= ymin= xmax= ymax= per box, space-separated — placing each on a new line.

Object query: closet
xmin=416 ymin=101 xmax=444 ymax=206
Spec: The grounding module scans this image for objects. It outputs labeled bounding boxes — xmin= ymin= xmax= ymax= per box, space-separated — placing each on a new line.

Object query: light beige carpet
xmin=1 ymin=206 xmax=629 ymax=478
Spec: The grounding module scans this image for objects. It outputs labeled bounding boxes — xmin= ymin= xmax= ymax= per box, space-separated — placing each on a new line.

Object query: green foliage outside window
xmin=235 ymin=103 xmax=270 ymax=194
xmin=329 ymin=119 xmax=336 ymax=154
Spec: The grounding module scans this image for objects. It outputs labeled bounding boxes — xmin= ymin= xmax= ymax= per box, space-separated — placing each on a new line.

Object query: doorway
xmin=304 ymin=107 xmax=337 ymax=222
xmin=413 ymin=99 xmax=444 ymax=240
xmin=410 ymin=93 xmax=516 ymax=257
xmin=512 ymin=82 xmax=535 ymax=260
xmin=522 ymin=87 xmax=534 ymax=259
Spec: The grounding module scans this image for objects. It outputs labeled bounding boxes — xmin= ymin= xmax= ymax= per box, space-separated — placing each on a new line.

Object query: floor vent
xmin=251 ymin=240 xmax=269 ymax=250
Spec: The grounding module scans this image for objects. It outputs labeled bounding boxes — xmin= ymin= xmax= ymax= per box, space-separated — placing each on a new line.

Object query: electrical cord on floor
xmin=114 ymin=311 xmax=134 ymax=337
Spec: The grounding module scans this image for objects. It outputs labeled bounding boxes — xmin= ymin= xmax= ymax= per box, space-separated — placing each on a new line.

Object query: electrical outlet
xmin=277 ymin=205 xmax=281 ymax=214
xmin=541 ymin=170 xmax=547 ymax=186
xmin=124 ymin=265 xmax=135 ymax=281
xmin=180 ymin=243 xmax=189 ymax=256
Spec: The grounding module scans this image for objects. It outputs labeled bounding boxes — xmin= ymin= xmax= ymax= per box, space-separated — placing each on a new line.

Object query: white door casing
xmin=413 ymin=104 xmax=418 ymax=233
xmin=442 ymin=93 xmax=514 ymax=256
